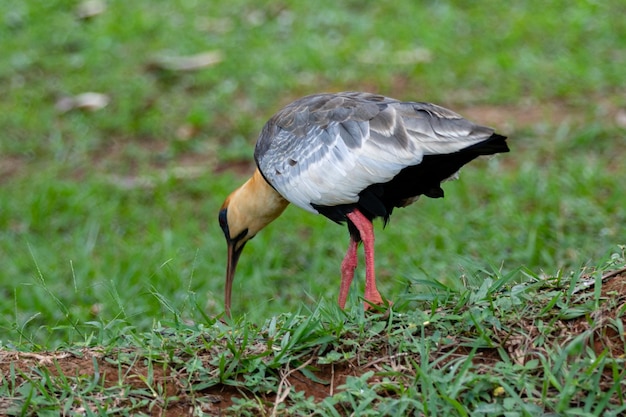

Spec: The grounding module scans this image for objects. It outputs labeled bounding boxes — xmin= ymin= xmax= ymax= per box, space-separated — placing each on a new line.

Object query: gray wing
xmin=255 ymin=92 xmax=496 ymax=213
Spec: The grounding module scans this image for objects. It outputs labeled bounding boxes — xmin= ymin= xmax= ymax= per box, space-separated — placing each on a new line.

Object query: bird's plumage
xmin=220 ymin=91 xmax=509 ymax=316
xmin=255 ymin=92 xmax=506 ymax=220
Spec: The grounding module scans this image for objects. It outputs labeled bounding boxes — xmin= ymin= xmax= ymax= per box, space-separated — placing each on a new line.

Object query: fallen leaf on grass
xmin=359 ymin=47 xmax=432 ymax=65
xmin=148 ymin=51 xmax=223 ymax=72
xmin=176 ymin=123 xmax=200 ymax=141
xmin=75 ymin=0 xmax=107 ymax=20
xmin=615 ymin=109 xmax=626 ymax=128
xmin=55 ymin=92 xmax=110 ymax=113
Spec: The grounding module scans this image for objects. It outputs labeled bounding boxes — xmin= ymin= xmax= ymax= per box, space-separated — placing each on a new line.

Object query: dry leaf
xmin=359 ymin=47 xmax=432 ymax=65
xmin=75 ymin=0 xmax=107 ymax=19
xmin=149 ymin=51 xmax=223 ymax=72
xmin=176 ymin=124 xmax=199 ymax=141
xmin=55 ymin=92 xmax=110 ymax=113
xmin=615 ymin=109 xmax=626 ymax=128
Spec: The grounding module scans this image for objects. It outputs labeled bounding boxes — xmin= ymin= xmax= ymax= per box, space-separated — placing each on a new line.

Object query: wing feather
xmin=254 ymin=92 xmax=496 ymax=213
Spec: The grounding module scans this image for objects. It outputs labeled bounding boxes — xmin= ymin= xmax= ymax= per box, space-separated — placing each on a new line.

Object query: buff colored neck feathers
xmin=222 ymin=169 xmax=289 ymax=243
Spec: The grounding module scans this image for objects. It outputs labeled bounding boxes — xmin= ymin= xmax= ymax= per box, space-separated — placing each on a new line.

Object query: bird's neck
xmin=231 ymin=169 xmax=289 ymax=236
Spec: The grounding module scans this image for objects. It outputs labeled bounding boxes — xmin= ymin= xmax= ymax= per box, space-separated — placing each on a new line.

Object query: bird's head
xmin=218 ymin=169 xmax=289 ymax=317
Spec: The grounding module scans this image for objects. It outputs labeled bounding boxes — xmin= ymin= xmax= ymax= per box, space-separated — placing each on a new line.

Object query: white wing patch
xmin=260 ymin=121 xmax=419 ymax=212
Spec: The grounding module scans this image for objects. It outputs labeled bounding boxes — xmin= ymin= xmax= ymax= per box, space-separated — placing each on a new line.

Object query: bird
xmin=219 ymin=91 xmax=509 ymax=317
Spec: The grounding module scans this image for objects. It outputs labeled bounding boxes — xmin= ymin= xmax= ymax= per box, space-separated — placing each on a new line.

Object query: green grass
xmin=1 ymin=0 xmax=626 ymax=414
xmin=2 ymin=252 xmax=626 ymax=415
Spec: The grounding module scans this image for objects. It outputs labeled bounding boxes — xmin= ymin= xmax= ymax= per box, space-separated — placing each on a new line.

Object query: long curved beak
xmin=225 ymin=241 xmax=246 ymax=317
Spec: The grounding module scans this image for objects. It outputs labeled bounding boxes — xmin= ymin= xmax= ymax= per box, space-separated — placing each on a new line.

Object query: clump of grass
xmin=2 ymin=250 xmax=625 ymax=415
xmin=2 ymin=0 xmax=626 ymax=345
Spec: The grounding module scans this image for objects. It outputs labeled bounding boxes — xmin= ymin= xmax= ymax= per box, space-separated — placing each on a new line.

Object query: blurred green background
xmin=1 ymin=0 xmax=625 ymax=348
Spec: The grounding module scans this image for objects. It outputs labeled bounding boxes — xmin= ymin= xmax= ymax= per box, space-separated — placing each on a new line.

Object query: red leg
xmin=339 ymin=237 xmax=359 ymax=309
xmin=346 ymin=209 xmax=384 ymax=309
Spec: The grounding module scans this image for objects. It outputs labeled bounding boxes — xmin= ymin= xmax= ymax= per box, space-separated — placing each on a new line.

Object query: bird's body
xmin=220 ymin=92 xmax=509 ymax=316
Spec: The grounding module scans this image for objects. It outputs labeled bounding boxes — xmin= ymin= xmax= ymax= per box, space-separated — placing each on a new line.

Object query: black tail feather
xmin=463 ymin=133 xmax=509 ymax=155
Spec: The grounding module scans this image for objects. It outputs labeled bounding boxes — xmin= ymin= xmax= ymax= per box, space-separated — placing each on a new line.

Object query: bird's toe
xmin=363 ymin=294 xmax=391 ymax=312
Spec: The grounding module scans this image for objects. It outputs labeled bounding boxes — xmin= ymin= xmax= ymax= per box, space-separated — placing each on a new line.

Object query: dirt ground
xmin=1 ymin=268 xmax=624 ymax=416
